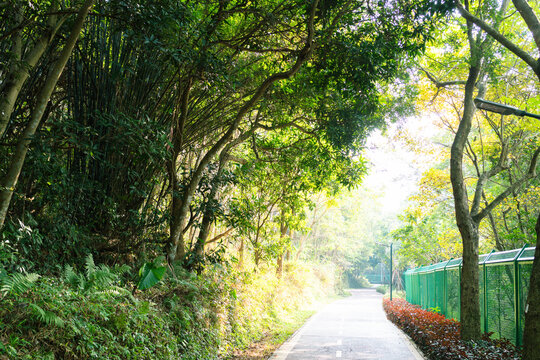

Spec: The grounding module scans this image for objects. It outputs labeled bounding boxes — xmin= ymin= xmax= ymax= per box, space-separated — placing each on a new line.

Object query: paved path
xmin=269 ymin=289 xmax=424 ymax=360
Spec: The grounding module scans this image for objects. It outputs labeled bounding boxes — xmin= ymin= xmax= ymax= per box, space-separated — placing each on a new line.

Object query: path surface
xmin=269 ymin=289 xmax=423 ymax=360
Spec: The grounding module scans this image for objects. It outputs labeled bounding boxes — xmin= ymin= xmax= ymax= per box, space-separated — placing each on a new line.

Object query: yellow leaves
xmin=436 ymin=228 xmax=462 ymax=260
xmin=325 ymin=197 xmax=338 ymax=209
xmin=408 ymin=168 xmax=452 ymax=213
xmin=420 ymin=168 xmax=450 ymax=190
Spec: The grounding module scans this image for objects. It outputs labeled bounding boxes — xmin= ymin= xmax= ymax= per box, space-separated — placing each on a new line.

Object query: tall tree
xmin=451 ymin=0 xmax=540 ymax=342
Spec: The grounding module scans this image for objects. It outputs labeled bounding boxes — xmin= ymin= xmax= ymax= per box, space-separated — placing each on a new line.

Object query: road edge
xmin=266 ymin=320 xmax=306 ymax=360
xmin=390 ymin=321 xmax=427 ymax=360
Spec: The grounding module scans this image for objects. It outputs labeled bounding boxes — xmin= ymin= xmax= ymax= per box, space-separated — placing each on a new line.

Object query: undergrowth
xmin=383 ymin=298 xmax=521 ymax=360
xmin=0 ymin=259 xmax=339 ymax=359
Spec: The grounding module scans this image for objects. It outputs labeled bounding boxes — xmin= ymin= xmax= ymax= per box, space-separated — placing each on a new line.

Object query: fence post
xmin=443 ymin=259 xmax=452 ymax=317
xmin=513 ymin=245 xmax=527 ymax=346
xmin=458 ymin=259 xmax=462 ymax=320
xmin=482 ymin=250 xmax=495 ymax=334
xmin=415 ymin=268 xmax=422 ymax=305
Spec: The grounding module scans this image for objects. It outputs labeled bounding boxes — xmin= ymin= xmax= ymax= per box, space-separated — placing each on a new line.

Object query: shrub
xmin=383 ymin=298 xmax=521 ymax=360
xmin=0 ymin=260 xmax=339 ymax=359
xmin=344 ymin=271 xmax=371 ymax=288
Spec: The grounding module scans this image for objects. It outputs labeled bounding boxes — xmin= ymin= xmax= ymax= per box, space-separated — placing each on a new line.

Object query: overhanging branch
xmin=473 ymin=147 xmax=540 ymax=222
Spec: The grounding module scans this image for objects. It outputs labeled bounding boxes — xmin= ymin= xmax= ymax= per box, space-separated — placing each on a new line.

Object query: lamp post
xmin=377 ymin=242 xmax=393 ymax=301
xmin=474 ymin=98 xmax=540 ymax=120
xmin=389 ymin=242 xmax=393 ymax=301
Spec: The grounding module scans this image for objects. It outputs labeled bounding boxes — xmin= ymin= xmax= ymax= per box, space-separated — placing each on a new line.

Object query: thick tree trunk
xmin=193 ymin=153 xmax=228 ymax=257
xmin=0 ymin=0 xmax=95 ymax=229
xmin=459 ymin=222 xmax=481 ymax=338
xmin=165 ymin=79 xmax=192 ymax=265
xmin=450 ymin=63 xmax=482 ymax=340
xmin=523 ymin=213 xmax=540 ymax=360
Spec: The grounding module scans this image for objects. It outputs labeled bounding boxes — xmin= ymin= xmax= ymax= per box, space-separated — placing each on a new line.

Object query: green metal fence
xmin=364 ymin=263 xmax=390 ymax=284
xmin=403 ymin=246 xmax=536 ymax=346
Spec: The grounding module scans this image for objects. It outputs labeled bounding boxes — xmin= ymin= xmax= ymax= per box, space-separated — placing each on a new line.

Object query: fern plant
xmin=64 ymin=255 xmax=131 ymax=293
xmin=64 ymin=264 xmax=82 ymax=290
xmin=29 ymin=303 xmax=65 ymax=328
xmin=0 ymin=272 xmax=40 ymax=298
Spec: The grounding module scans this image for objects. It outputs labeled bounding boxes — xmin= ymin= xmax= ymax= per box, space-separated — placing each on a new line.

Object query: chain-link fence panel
xmin=403 ymin=246 xmax=535 ymax=345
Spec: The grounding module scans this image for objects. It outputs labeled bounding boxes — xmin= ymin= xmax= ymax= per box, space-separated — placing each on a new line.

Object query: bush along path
xmin=383 ymin=298 xmax=521 ymax=360
xmin=0 ymin=257 xmax=340 ymax=360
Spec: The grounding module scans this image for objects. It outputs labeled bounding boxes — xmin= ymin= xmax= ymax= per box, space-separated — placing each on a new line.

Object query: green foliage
xmin=344 ymin=271 xmax=371 ymax=288
xmin=137 ymin=261 xmax=166 ymax=290
xmin=29 ymin=303 xmax=65 ymax=328
xmin=0 ymin=259 xmax=340 ymax=359
xmin=0 ymin=0 xmax=461 ymax=355
xmin=63 ymin=255 xmax=131 ymax=295
xmin=0 ymin=272 xmax=40 ymax=297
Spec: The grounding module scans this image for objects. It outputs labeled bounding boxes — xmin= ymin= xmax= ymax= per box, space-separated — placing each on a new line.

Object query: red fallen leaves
xmin=383 ymin=298 xmax=521 ymax=360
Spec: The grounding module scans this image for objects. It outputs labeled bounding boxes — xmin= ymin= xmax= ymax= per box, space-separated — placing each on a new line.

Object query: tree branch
xmin=206 ymin=228 xmax=234 ymax=245
xmin=419 ymin=67 xmax=467 ymax=88
xmin=454 ymin=0 xmax=540 ymax=76
xmin=473 ymin=146 xmax=540 ymax=222
xmin=512 ymin=0 xmax=540 ymax=51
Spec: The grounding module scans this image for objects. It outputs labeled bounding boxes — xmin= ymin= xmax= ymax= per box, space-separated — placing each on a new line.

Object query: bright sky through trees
xmin=364 ymin=117 xmax=438 ymax=217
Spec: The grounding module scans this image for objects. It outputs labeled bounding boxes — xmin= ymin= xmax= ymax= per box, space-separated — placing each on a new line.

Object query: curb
xmin=391 ymin=322 xmax=427 ymax=360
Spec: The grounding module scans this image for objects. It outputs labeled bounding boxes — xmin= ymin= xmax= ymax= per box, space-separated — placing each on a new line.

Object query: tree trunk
xmin=238 ymin=238 xmax=244 ymax=269
xmin=0 ymin=0 xmax=95 ymax=229
xmin=0 ymin=5 xmax=60 ymax=138
xmin=254 ymin=248 xmax=261 ymax=267
xmin=193 ymin=152 xmax=228 ymax=257
xmin=165 ymin=78 xmax=192 ymax=265
xmin=459 ymin=222 xmax=481 ymax=339
xmin=450 ymin=62 xmax=482 ymax=340
xmin=523 ymin=213 xmax=540 ymax=360
xmin=487 ymin=212 xmax=504 ymax=251
xmin=276 ymin=255 xmax=283 ymax=277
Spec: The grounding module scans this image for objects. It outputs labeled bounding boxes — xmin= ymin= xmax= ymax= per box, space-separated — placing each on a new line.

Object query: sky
xmin=362 ymin=116 xmax=439 ymax=220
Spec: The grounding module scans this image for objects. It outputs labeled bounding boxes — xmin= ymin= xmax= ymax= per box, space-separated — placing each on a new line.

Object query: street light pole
xmin=375 ymin=242 xmax=394 ymax=301
xmin=390 ymin=242 xmax=393 ymax=301
xmin=474 ymin=98 xmax=540 ymax=120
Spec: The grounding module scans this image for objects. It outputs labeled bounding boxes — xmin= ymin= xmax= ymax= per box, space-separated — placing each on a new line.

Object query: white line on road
xmin=336 ymin=350 xmax=342 ymax=358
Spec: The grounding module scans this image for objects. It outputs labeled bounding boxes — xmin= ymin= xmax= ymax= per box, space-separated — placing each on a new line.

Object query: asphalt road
xmin=269 ymin=289 xmax=424 ymax=360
